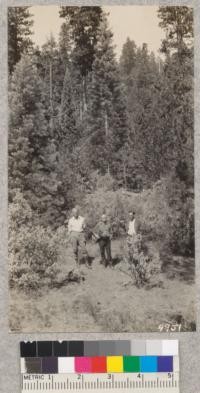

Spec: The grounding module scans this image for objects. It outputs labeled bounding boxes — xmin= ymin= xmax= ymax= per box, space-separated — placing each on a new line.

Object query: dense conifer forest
xmin=8 ymin=6 xmax=195 ymax=332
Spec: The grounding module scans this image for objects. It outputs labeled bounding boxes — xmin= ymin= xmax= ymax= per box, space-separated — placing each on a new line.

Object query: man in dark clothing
xmin=95 ymin=214 xmax=112 ymax=267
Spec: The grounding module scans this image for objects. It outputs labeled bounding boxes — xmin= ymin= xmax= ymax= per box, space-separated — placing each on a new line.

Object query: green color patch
xmin=123 ymin=356 xmax=140 ymax=372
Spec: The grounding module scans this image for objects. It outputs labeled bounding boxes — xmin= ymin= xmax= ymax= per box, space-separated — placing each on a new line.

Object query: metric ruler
xmin=21 ymin=373 xmax=179 ymax=392
xmin=20 ymin=340 xmax=179 ymax=392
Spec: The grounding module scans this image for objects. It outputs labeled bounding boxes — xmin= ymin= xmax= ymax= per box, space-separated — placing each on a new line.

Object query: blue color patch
xmin=157 ymin=356 xmax=173 ymax=372
xmin=140 ymin=356 xmax=157 ymax=372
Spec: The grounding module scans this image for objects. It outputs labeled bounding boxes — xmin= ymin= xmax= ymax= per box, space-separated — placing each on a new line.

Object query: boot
xmin=86 ymin=261 xmax=92 ymax=269
xmin=108 ymin=259 xmax=113 ymax=268
xmin=85 ymin=256 xmax=92 ymax=269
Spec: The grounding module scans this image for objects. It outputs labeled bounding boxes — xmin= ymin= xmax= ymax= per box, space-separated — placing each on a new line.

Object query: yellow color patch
xmin=107 ymin=356 xmax=123 ymax=373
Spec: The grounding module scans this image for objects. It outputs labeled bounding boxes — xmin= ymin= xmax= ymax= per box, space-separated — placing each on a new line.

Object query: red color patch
xmin=91 ymin=357 xmax=107 ymax=373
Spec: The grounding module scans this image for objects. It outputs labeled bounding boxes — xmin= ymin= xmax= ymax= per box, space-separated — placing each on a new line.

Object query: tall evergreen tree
xmin=59 ymin=66 xmax=79 ymax=151
xmin=9 ymin=55 xmax=63 ymax=225
xmin=40 ymin=35 xmax=65 ymax=122
xmin=158 ymin=6 xmax=194 ymax=185
xmin=59 ymin=22 xmax=72 ymax=65
xmin=59 ymin=6 xmax=103 ymax=118
xmin=158 ymin=6 xmax=193 ymax=56
xmin=8 ymin=6 xmax=33 ymax=73
xmin=120 ymin=37 xmax=137 ymax=77
xmin=33 ymin=34 xmax=72 ymax=143
xmin=59 ymin=6 xmax=103 ymax=77
xmin=9 ymin=55 xmax=47 ymax=195
xmin=121 ymin=42 xmax=163 ymax=183
xmin=86 ymin=14 xmax=129 ymax=178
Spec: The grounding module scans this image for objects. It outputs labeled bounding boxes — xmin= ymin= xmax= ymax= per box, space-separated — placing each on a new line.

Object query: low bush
xmin=124 ymin=234 xmax=162 ymax=288
xmin=9 ymin=192 xmax=77 ymax=292
xmin=163 ymin=176 xmax=194 ymax=257
xmin=82 ymin=190 xmax=128 ymax=237
xmin=9 ymin=223 xmax=61 ymax=292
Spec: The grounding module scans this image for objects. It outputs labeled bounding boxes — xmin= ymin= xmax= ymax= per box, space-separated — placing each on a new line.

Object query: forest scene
xmin=8 ymin=6 xmax=195 ymax=332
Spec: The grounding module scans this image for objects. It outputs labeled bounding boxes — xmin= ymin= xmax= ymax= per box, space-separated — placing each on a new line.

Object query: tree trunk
xmin=80 ymin=99 xmax=83 ymax=121
xmin=83 ymin=76 xmax=87 ymax=112
xmin=105 ymin=111 xmax=110 ymax=175
xmin=49 ymin=61 xmax=54 ymax=135
xmin=123 ymin=161 xmax=127 ymax=190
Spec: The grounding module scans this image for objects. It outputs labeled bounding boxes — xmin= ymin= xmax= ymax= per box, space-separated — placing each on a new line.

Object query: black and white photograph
xmin=8 ymin=5 xmax=195 ymax=332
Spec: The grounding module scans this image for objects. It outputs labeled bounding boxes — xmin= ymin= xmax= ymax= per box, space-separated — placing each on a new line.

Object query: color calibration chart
xmin=20 ymin=340 xmax=179 ymax=392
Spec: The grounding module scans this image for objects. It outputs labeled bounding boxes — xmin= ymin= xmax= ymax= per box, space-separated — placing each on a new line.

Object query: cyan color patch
xmin=140 ymin=356 xmax=157 ymax=372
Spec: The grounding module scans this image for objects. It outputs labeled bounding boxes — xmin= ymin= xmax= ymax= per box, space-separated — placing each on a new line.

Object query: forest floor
xmin=9 ymin=238 xmax=196 ymax=333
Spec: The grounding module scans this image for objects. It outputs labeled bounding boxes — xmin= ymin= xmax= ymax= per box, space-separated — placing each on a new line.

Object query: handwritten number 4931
xmin=158 ymin=323 xmax=181 ymax=332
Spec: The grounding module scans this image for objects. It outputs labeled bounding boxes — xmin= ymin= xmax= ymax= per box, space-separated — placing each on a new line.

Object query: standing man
xmin=95 ymin=214 xmax=112 ymax=267
xmin=68 ymin=206 xmax=90 ymax=268
xmin=127 ymin=211 xmax=137 ymax=238
xmin=126 ymin=210 xmax=137 ymax=258
xmin=126 ymin=210 xmax=141 ymax=262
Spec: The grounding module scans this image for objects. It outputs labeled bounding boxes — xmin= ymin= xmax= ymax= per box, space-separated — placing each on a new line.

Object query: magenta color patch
xmin=75 ymin=357 xmax=92 ymax=373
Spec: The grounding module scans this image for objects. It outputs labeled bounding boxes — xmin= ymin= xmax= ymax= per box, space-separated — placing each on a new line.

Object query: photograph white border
xmin=0 ymin=1 xmax=199 ymax=392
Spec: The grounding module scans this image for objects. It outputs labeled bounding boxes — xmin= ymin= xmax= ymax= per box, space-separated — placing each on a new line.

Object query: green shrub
xmin=9 ymin=189 xmax=33 ymax=230
xmin=9 ymin=224 xmax=61 ymax=292
xmin=9 ymin=192 xmax=82 ymax=292
xmin=9 ymin=192 xmax=62 ymax=292
xmin=95 ymin=173 xmax=116 ymax=191
xmin=82 ymin=182 xmax=170 ymax=240
xmin=82 ymin=190 xmax=129 ymax=237
xmin=124 ymin=234 xmax=162 ymax=288
xmin=81 ymin=175 xmax=194 ymax=258
xmin=163 ymin=176 xmax=194 ymax=257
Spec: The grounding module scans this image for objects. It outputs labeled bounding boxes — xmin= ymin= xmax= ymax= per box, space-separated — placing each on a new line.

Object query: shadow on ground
xmin=162 ymin=255 xmax=195 ymax=284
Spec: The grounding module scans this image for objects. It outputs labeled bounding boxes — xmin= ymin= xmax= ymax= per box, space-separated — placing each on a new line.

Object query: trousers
xmin=98 ymin=238 xmax=112 ymax=266
xmin=70 ymin=231 xmax=88 ymax=264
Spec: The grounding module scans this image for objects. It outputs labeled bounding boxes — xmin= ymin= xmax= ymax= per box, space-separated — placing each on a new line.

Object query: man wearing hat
xmin=95 ymin=214 xmax=112 ymax=267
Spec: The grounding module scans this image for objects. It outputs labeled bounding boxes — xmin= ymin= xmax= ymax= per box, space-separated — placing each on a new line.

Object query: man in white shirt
xmin=68 ymin=206 xmax=90 ymax=268
xmin=126 ymin=210 xmax=141 ymax=262
xmin=127 ymin=211 xmax=137 ymax=237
